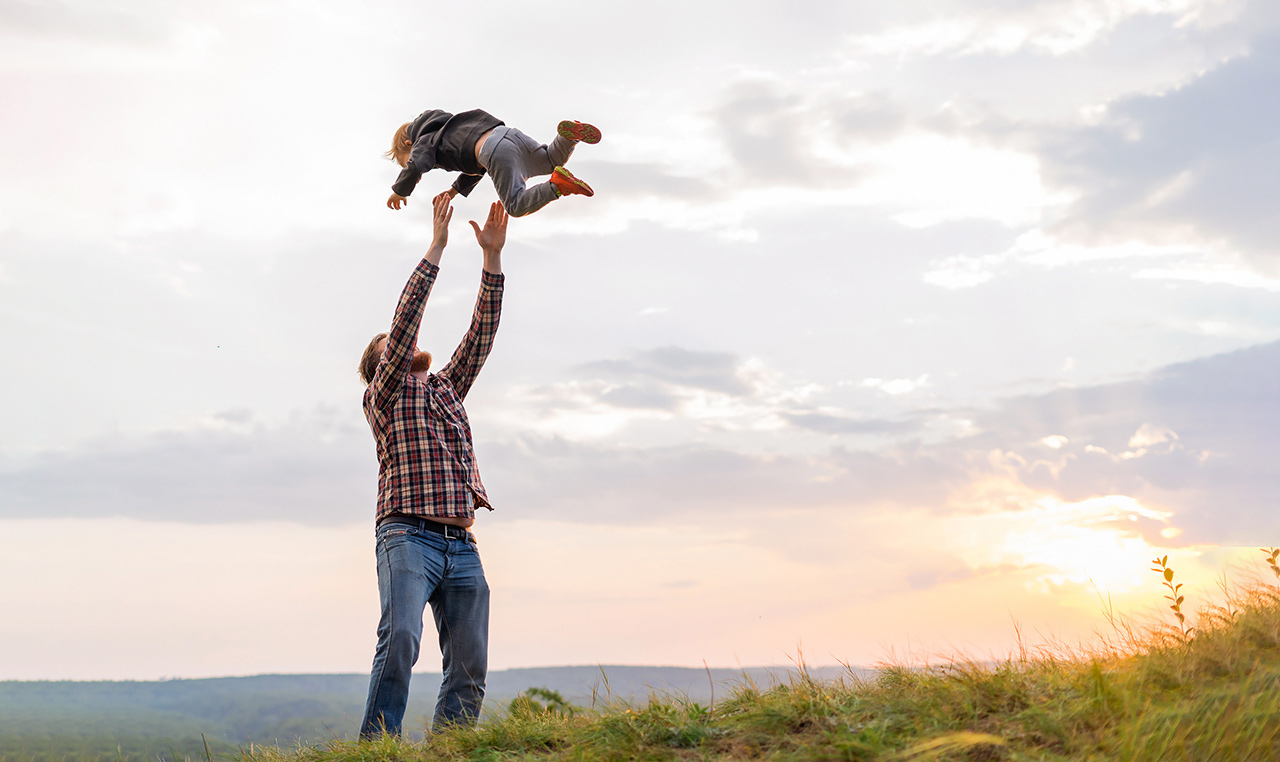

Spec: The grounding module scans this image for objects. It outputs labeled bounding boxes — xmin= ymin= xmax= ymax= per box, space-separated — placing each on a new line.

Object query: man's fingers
xmin=469 ymin=220 xmax=482 ymax=235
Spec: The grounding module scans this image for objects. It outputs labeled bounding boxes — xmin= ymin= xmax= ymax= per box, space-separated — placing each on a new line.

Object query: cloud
xmin=704 ymin=79 xmax=893 ymax=188
xmin=497 ymin=347 xmax=772 ymax=434
xmin=955 ymin=339 xmax=1280 ymax=542
xmin=497 ymin=346 xmax=937 ymax=443
xmin=572 ymin=160 xmax=718 ymax=203
xmin=780 ymin=411 xmax=920 ymax=435
xmin=1038 ymin=36 xmax=1280 ymax=263
xmin=0 ymin=414 xmax=932 ymax=526
xmin=0 ymin=0 xmax=172 ymax=46
xmin=0 ymin=406 xmax=377 ymax=524
xmin=5 ymin=339 xmax=1279 ymax=549
xmin=576 ymin=346 xmax=757 ymax=396
xmin=862 ymin=374 xmax=931 ymax=395
xmin=843 ymin=0 xmax=1242 ymax=59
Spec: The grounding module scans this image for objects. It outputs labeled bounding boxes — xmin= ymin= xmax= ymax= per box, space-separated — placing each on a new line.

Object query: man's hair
xmin=359 ymin=332 xmax=388 ymax=385
xmin=385 ymin=122 xmax=412 ymax=167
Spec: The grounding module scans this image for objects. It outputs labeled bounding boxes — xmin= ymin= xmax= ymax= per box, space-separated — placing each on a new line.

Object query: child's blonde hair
xmin=385 ymin=122 xmax=412 ymax=167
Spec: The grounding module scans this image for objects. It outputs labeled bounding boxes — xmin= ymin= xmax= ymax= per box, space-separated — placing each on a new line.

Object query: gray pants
xmin=477 ymin=126 xmax=575 ymax=217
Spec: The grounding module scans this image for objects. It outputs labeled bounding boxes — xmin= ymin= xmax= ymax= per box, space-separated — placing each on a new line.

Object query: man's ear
xmin=404 ymin=139 xmax=412 ymax=147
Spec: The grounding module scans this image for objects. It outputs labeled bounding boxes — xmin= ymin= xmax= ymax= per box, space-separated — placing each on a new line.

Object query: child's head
xmin=385 ymin=122 xmax=413 ymax=167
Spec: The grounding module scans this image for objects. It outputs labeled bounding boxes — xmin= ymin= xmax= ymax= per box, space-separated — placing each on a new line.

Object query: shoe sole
xmin=553 ymin=166 xmax=594 ymax=197
xmin=557 ymin=120 xmax=602 ymax=145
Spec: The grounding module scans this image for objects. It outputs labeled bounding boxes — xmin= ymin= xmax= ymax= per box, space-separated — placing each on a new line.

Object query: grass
xmin=228 ymin=570 xmax=1280 ymax=762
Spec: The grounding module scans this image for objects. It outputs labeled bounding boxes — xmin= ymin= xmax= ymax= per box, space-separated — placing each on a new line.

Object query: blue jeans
xmin=359 ymin=521 xmax=490 ymax=738
xmin=477 ymin=125 xmax=576 ymax=217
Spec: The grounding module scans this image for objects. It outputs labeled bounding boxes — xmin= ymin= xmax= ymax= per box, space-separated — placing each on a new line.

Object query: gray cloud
xmin=3 ymin=339 xmax=1278 ymax=546
xmin=574 ymin=160 xmax=718 ymax=203
xmin=0 ymin=0 xmax=172 ymax=45
xmin=780 ymin=411 xmax=920 ymax=435
xmin=575 ymin=346 xmax=756 ymax=397
xmin=0 ymin=407 xmax=377 ymax=524
xmin=597 ymin=384 xmax=680 ymax=410
xmin=704 ymin=80 xmax=897 ymax=187
xmin=1037 ymin=36 xmax=1280 ymax=262
xmin=955 ymin=339 xmax=1280 ymax=543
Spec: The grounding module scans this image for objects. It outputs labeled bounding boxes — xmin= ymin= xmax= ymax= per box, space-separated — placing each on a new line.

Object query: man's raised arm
xmin=367 ymin=193 xmax=454 ymax=411
xmin=438 ymin=202 xmax=508 ymax=400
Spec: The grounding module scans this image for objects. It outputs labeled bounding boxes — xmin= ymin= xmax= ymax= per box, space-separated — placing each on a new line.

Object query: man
xmin=355 ymin=192 xmax=508 ymax=737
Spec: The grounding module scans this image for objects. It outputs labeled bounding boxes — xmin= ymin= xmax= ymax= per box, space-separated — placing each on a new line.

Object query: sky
xmin=2 ymin=0 xmax=1280 ymax=680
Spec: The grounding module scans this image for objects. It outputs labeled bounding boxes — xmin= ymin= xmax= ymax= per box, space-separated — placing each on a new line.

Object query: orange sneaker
xmin=550 ymin=166 xmax=594 ymax=197
xmin=557 ymin=120 xmax=602 ymax=144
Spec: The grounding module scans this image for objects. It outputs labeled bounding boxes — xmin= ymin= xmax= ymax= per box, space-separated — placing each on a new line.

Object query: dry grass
xmin=232 ymin=576 xmax=1280 ymax=762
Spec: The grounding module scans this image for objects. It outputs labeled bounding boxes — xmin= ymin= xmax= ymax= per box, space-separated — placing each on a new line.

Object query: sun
xmin=964 ymin=494 xmax=1185 ymax=596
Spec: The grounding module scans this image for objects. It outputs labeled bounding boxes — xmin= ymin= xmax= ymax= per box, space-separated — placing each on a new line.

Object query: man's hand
xmin=469 ymin=202 xmax=508 ymax=255
xmin=443 ymin=187 xmax=460 ymax=199
xmin=387 ymin=193 xmax=408 ymax=210
xmin=430 ymin=192 xmax=453 ymax=250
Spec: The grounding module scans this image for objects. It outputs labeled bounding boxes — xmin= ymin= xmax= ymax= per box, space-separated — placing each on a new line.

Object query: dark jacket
xmin=391 ymin=109 xmax=505 ymax=198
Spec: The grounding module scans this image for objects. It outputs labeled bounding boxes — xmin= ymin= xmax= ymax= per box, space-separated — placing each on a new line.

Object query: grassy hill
xmin=233 ymin=583 xmax=1280 ymax=761
xmin=8 ymin=566 xmax=1280 ymax=760
xmin=0 ymin=666 xmax=849 ymax=762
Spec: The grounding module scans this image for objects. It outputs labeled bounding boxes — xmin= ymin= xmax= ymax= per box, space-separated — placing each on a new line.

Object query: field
xmin=8 ymin=561 xmax=1280 ymax=761
xmin=237 ymin=579 xmax=1280 ymax=761
xmin=0 ymin=666 xmax=846 ymax=762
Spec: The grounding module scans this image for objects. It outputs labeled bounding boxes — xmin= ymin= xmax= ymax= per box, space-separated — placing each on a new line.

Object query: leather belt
xmin=378 ymin=514 xmax=473 ymax=540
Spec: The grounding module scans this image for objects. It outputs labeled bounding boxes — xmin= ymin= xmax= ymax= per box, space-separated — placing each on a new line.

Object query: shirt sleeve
xmin=437 ymin=270 xmax=504 ymax=400
xmin=391 ymin=165 xmax=423 ymax=197
xmin=393 ymin=141 xmax=438 ymax=197
xmin=368 ymin=259 xmax=440 ymax=413
xmin=452 ymin=172 xmax=485 ymax=197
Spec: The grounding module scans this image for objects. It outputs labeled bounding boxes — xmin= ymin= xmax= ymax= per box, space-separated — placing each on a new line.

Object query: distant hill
xmin=0 ymin=665 xmax=861 ymax=761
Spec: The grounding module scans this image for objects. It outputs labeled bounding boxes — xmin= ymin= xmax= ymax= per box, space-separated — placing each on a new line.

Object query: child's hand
xmin=387 ymin=193 xmax=408 ymax=210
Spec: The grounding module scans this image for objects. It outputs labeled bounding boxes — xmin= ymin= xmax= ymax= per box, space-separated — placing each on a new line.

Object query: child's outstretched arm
xmin=386 ymin=142 xmax=436 ymax=210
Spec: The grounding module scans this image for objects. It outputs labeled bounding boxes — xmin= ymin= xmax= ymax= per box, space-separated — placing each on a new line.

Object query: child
xmin=385 ymin=109 xmax=600 ymax=217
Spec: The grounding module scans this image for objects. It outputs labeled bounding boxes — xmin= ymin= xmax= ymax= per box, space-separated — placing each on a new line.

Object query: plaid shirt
xmin=363 ymin=259 xmax=504 ymax=521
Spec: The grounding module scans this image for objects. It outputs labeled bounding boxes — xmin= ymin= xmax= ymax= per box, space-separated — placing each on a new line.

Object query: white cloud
xmin=1134 ymin=263 xmax=1280 ymax=291
xmin=489 ymin=348 xmax=917 ymax=444
xmin=861 ymin=374 xmax=931 ymax=395
xmin=923 ymin=229 xmax=1205 ymax=288
xmin=843 ymin=0 xmax=1243 ymax=60
xmin=1128 ymin=423 xmax=1177 ymax=449
xmin=862 ymin=134 xmax=1070 ymax=228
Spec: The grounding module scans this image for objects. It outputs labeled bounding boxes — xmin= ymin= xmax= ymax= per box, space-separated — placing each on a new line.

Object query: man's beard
xmin=410 ymin=350 xmax=433 ymax=374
